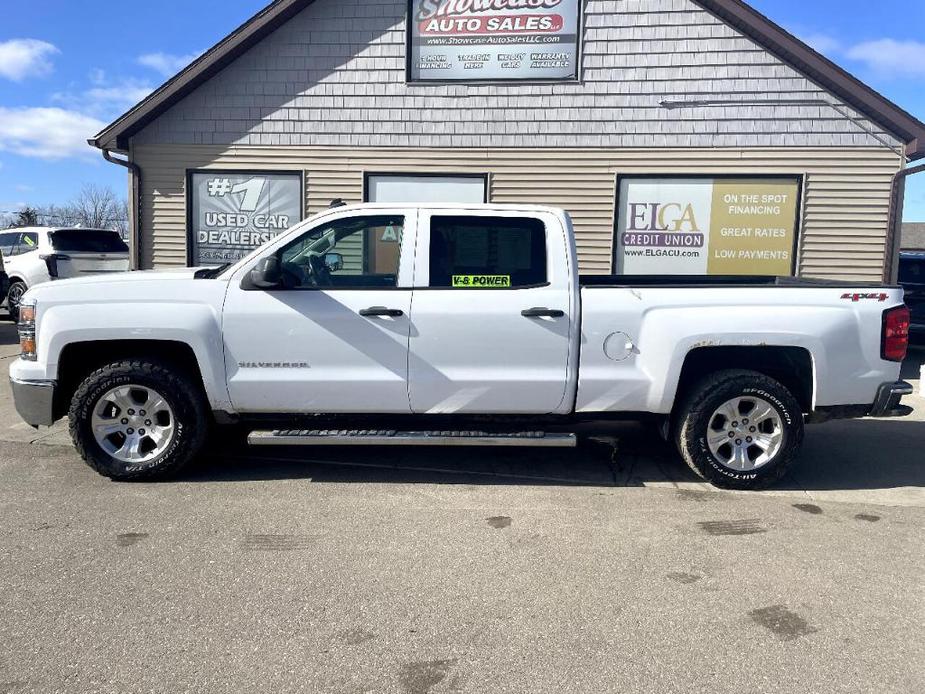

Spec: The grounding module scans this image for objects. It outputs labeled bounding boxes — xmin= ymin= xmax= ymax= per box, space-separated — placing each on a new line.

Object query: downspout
xmin=101 ymin=149 xmax=143 ymax=271
xmin=885 ymin=159 xmax=925 ymax=283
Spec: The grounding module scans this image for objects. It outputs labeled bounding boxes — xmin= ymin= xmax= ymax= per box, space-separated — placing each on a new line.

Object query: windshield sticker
xmin=452 ymin=275 xmax=511 ymax=288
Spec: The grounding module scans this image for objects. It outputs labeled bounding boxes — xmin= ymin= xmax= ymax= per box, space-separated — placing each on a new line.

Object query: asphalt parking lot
xmin=1 ymin=319 xmax=923 ymax=693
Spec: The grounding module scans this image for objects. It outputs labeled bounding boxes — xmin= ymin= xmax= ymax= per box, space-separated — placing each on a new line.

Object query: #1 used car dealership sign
xmin=615 ymin=177 xmax=802 ymax=277
xmin=408 ymin=0 xmax=581 ymax=81
xmin=189 ymin=171 xmax=302 ymax=266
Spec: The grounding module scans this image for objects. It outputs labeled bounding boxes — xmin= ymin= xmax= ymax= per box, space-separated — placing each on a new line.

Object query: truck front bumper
xmin=10 ymin=377 xmax=57 ymax=428
xmin=868 ymin=381 xmax=915 ymax=418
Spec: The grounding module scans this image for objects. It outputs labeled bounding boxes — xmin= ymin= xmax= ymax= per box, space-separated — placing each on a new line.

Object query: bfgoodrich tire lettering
xmin=69 ymin=359 xmax=208 ymax=481
xmin=673 ymin=369 xmax=804 ymax=490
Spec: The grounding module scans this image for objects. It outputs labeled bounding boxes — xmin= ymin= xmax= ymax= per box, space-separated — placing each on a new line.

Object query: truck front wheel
xmin=69 ymin=359 xmax=209 ymax=481
xmin=673 ymin=369 xmax=804 ymax=490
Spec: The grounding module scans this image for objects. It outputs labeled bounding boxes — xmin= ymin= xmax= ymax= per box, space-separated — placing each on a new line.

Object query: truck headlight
xmin=18 ymin=300 xmax=37 ymax=361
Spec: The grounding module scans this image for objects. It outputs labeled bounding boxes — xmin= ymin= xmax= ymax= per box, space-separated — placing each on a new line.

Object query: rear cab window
xmin=50 ymin=230 xmax=129 ymax=253
xmin=428 ymin=215 xmax=547 ymax=289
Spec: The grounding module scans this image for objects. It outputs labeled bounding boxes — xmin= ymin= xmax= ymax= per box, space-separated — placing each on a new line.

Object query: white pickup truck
xmin=9 ymin=204 xmax=914 ymax=489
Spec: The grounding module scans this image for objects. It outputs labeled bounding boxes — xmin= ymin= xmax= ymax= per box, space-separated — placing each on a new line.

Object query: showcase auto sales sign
xmin=408 ymin=0 xmax=581 ymax=81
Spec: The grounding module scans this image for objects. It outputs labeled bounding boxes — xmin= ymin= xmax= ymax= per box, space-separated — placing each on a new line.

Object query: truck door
xmin=222 ymin=210 xmax=416 ymax=413
xmin=408 ymin=211 xmax=574 ymax=414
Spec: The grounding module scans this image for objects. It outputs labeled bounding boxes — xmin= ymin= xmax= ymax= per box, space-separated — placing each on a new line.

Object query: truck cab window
xmin=278 ymin=215 xmax=404 ymax=289
xmin=428 ymin=216 xmax=547 ymax=289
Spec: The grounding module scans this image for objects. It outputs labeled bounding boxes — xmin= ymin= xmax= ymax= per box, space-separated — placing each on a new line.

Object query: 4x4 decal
xmin=841 ymin=292 xmax=889 ymax=302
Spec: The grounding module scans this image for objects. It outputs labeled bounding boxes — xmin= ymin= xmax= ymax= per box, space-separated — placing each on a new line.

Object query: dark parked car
xmin=899 ymin=251 xmax=925 ymax=342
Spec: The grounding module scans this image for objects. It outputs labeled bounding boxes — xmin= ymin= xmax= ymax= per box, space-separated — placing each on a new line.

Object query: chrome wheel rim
xmin=8 ymin=284 xmax=25 ymax=312
xmin=91 ymin=385 xmax=176 ymax=464
xmin=706 ymin=396 xmax=784 ymax=472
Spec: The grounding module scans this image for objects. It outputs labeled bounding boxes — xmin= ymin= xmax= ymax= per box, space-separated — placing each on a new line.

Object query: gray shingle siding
xmin=903 ymin=223 xmax=925 ymax=250
xmin=133 ymin=0 xmax=900 ymax=149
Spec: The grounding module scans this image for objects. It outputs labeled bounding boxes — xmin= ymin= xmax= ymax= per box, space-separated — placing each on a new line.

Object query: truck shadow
xmin=181 ymin=416 xmax=925 ymax=493
xmin=181 ymin=347 xmax=925 ymax=492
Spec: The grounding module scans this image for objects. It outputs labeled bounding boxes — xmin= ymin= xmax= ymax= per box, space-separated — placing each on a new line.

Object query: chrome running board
xmin=247 ymin=429 xmax=577 ymax=448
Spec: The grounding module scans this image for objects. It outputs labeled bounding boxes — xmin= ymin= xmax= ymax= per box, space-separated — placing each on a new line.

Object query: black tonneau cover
xmin=579 ymin=275 xmax=899 ymax=289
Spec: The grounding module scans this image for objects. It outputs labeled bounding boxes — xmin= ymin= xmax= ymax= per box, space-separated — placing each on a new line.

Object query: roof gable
xmin=91 ymin=0 xmax=925 ymax=158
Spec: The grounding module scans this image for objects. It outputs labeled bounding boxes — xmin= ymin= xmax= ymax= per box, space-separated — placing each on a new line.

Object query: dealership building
xmin=90 ymin=0 xmax=925 ymax=281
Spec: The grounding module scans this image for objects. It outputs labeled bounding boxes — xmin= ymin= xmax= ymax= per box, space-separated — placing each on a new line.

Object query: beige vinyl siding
xmin=134 ymin=144 xmax=902 ymax=280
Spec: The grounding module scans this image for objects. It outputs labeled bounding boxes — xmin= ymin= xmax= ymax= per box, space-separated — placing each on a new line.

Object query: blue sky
xmin=1 ymin=0 xmax=924 ymax=220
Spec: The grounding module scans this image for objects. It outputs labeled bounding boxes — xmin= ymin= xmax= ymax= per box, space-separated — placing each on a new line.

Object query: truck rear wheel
xmin=673 ymin=369 xmax=804 ymax=490
xmin=69 ymin=359 xmax=209 ymax=481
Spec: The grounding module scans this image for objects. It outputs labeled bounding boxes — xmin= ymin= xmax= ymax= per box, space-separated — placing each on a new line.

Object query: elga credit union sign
xmin=189 ymin=171 xmax=302 ymax=266
xmin=408 ymin=0 xmax=581 ymax=81
xmin=615 ymin=177 xmax=802 ymax=276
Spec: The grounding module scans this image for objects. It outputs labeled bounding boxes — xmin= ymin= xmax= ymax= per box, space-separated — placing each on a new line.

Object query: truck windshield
xmin=51 ymin=230 xmax=129 ymax=253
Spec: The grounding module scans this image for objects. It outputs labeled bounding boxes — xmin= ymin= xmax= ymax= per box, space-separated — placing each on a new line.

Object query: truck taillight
xmin=882 ymin=305 xmax=910 ymax=362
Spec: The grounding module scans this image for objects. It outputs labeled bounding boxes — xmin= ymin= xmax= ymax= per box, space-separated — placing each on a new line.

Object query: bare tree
xmin=67 ymin=184 xmax=125 ymax=231
xmin=32 ymin=185 xmax=129 ymax=236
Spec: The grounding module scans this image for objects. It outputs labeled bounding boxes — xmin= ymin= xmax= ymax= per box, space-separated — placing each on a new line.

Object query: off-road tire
xmin=69 ymin=359 xmax=209 ymax=481
xmin=673 ymin=369 xmax=804 ymax=490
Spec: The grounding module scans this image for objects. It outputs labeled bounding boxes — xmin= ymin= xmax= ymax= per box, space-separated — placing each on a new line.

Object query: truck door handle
xmin=521 ymin=307 xmax=565 ymax=319
xmin=360 ymin=306 xmax=404 ymax=318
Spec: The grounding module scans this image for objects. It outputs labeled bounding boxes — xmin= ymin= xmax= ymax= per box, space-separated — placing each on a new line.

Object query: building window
xmin=614 ymin=176 xmax=803 ymax=277
xmin=188 ymin=170 xmax=303 ymax=266
xmin=365 ymin=174 xmax=487 ymax=204
xmin=428 ymin=215 xmax=547 ymax=289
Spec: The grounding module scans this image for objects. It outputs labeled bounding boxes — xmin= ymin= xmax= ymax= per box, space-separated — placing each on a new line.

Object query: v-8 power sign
xmin=189 ymin=171 xmax=302 ymax=266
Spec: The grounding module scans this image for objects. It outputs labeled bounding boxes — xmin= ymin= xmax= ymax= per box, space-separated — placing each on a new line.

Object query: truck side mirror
xmin=249 ymin=256 xmax=282 ymax=289
xmin=324 ymin=252 xmax=344 ymax=272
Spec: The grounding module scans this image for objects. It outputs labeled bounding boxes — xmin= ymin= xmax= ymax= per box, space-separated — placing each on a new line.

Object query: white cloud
xmin=52 ymin=77 xmax=154 ymax=118
xmin=0 ymin=38 xmax=59 ymax=81
xmin=138 ymin=51 xmax=202 ymax=77
xmin=0 ymin=39 xmax=60 ymax=82
xmin=846 ymin=39 xmax=925 ymax=78
xmin=0 ymin=107 xmax=105 ymax=160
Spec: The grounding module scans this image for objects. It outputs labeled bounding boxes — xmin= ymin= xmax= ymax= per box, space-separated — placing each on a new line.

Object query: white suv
xmin=0 ymin=227 xmax=130 ymax=321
